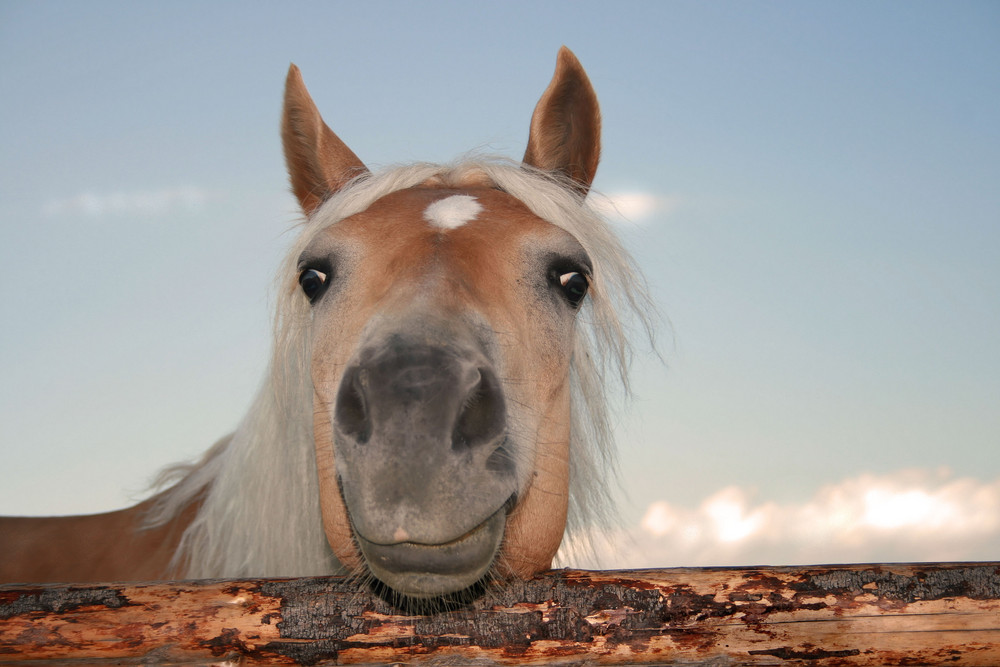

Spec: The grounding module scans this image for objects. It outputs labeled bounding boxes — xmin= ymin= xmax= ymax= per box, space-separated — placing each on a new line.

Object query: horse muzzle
xmin=331 ymin=336 xmax=517 ymax=598
xmin=355 ymin=507 xmax=506 ymax=598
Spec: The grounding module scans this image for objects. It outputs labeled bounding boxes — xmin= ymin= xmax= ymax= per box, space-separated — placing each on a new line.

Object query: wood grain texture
xmin=1 ymin=563 xmax=998 ymax=665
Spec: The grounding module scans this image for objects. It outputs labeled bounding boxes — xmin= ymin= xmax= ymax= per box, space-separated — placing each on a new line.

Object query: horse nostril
xmin=485 ymin=437 xmax=516 ymax=475
xmin=452 ymin=367 xmax=506 ymax=453
xmin=335 ymin=366 xmax=372 ymax=444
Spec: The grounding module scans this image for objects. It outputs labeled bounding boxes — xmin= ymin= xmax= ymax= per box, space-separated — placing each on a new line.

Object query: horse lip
xmin=355 ymin=508 xmax=506 ymax=597
xmin=358 ymin=512 xmax=497 ymax=548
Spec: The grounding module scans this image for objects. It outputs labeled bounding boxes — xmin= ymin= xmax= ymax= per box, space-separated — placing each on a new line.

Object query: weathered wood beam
xmin=1 ymin=563 xmax=998 ymax=665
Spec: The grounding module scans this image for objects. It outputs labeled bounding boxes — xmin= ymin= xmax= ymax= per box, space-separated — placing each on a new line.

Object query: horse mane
xmin=145 ymin=159 xmax=655 ymax=578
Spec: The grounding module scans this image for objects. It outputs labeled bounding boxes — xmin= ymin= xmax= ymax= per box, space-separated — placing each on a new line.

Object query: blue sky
xmin=1 ymin=1 xmax=998 ymax=566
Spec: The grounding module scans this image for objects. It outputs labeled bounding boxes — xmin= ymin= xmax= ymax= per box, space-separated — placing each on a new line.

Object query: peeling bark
xmin=1 ymin=563 xmax=998 ymax=665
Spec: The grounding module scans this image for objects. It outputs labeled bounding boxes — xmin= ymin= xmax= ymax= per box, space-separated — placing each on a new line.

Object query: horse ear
xmin=522 ymin=47 xmax=601 ymax=196
xmin=282 ymin=64 xmax=369 ymax=216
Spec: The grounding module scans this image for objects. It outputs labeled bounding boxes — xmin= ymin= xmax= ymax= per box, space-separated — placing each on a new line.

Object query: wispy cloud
xmin=563 ymin=469 xmax=1000 ymax=568
xmin=42 ymin=186 xmax=211 ymax=219
xmin=590 ymin=191 xmax=678 ymax=225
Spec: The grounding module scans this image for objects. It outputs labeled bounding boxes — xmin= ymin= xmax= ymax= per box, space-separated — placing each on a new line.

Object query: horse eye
xmin=299 ymin=268 xmax=328 ymax=301
xmin=559 ymin=271 xmax=589 ymax=308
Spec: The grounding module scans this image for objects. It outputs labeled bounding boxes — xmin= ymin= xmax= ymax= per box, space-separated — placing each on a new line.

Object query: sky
xmin=1 ymin=1 xmax=998 ymax=568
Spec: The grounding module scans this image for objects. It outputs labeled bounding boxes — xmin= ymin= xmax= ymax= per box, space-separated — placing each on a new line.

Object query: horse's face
xmin=281 ymin=48 xmax=602 ymax=599
xmin=303 ymin=185 xmax=592 ymax=597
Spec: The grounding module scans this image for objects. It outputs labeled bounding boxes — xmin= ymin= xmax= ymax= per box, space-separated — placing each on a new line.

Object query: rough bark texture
xmin=1 ymin=563 xmax=998 ymax=665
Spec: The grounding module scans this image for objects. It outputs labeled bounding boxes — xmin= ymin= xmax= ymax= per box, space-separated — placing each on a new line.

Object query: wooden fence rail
xmin=1 ymin=563 xmax=998 ymax=665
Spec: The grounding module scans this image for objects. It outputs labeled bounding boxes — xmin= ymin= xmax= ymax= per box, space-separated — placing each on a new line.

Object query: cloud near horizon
xmin=42 ymin=186 xmax=211 ymax=219
xmin=42 ymin=187 xmax=667 ymax=225
xmin=562 ymin=468 xmax=1000 ymax=569
xmin=590 ymin=191 xmax=677 ymax=225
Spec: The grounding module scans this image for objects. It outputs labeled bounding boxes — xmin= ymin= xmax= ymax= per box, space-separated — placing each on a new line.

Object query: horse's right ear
xmin=282 ymin=64 xmax=369 ymax=216
xmin=522 ymin=47 xmax=601 ymax=196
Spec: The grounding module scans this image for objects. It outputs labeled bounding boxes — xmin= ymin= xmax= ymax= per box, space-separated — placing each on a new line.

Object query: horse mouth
xmin=354 ymin=508 xmax=506 ymax=599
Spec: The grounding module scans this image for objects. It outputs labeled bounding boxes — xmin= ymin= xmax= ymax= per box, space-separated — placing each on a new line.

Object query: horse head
xmin=283 ymin=48 xmax=602 ymax=599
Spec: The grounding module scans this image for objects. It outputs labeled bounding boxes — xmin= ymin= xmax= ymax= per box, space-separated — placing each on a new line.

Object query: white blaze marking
xmin=423 ymin=194 xmax=482 ymax=229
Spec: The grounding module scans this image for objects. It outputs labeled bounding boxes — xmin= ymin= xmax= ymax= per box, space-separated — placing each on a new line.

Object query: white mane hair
xmin=146 ymin=158 xmax=655 ymax=578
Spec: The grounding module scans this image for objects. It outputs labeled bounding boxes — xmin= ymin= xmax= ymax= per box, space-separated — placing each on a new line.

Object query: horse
xmin=0 ymin=47 xmax=651 ymax=602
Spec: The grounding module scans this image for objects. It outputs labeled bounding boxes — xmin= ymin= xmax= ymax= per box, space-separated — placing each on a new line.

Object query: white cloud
xmin=590 ymin=191 xmax=677 ymax=225
xmin=562 ymin=468 xmax=1000 ymax=569
xmin=42 ymin=186 xmax=211 ymax=219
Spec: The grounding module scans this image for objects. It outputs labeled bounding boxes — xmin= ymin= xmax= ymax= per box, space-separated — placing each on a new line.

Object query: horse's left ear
xmin=523 ymin=47 xmax=601 ymax=196
xmin=282 ymin=64 xmax=369 ymax=216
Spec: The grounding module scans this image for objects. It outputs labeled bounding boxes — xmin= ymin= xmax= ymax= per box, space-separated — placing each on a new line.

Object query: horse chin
xmin=356 ymin=508 xmax=506 ymax=599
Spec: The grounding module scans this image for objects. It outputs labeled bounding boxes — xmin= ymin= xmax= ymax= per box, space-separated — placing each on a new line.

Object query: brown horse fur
xmin=0 ymin=494 xmax=199 ymax=584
